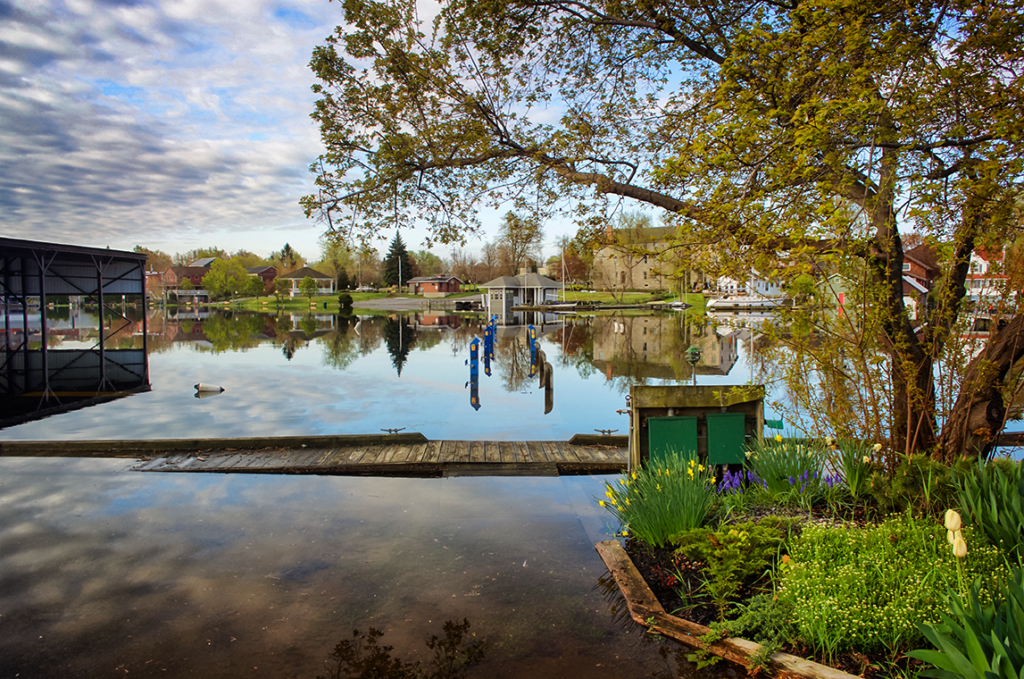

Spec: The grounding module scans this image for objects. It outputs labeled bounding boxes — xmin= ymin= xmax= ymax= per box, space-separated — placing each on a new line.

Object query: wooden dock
xmin=0 ymin=434 xmax=628 ymax=477
xmin=133 ymin=440 xmax=626 ymax=477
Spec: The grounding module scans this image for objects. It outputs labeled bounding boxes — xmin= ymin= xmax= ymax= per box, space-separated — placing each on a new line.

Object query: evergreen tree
xmin=382 ymin=233 xmax=412 ymax=288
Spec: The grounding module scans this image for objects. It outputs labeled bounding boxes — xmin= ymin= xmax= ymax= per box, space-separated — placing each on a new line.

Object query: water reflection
xmin=0 ymin=459 xmax=715 ymax=678
xmin=1 ymin=308 xmax=772 ymax=441
xmin=317 ymin=619 xmax=486 ymax=679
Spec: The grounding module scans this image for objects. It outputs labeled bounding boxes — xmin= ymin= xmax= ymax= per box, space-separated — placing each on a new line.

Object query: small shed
xmin=629 ymin=385 xmax=764 ymax=470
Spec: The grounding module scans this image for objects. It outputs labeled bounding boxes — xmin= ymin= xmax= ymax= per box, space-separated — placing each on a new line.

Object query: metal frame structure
xmin=1 ymin=238 xmax=151 ymax=427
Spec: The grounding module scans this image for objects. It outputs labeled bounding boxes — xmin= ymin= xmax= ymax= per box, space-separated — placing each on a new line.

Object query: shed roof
xmin=480 ymin=273 xmax=559 ymax=289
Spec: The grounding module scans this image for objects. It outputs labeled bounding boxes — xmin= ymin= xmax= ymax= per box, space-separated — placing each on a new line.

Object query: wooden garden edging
xmin=595 ymin=540 xmax=861 ymax=679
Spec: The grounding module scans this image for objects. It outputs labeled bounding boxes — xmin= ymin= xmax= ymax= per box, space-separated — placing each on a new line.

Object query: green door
xmin=647 ymin=416 xmax=698 ymax=467
xmin=706 ymin=412 xmax=746 ymax=464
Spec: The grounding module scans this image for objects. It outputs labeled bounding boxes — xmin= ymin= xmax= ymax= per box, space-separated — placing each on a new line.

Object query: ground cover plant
xmin=601 ymin=438 xmax=1024 ymax=678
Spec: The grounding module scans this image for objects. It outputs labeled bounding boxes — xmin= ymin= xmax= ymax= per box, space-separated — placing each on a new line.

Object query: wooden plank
xmin=449 ymin=440 xmax=466 ymax=463
xmin=497 ymin=441 xmax=515 ymax=463
xmin=516 ymin=440 xmax=533 ymax=462
xmin=530 ymin=441 xmax=553 ymax=462
xmin=378 ymin=445 xmax=397 ymax=463
xmin=393 ymin=444 xmax=411 ymax=463
xmin=547 ymin=441 xmax=568 ymax=462
xmin=595 ymin=541 xmax=861 ymax=679
xmin=423 ymin=440 xmax=442 ymax=463
xmin=485 ymin=441 xmax=501 ymax=463
xmin=469 ymin=441 xmax=485 ymax=463
xmin=404 ymin=443 xmax=425 ymax=463
xmin=555 ymin=442 xmax=580 ymax=463
xmin=439 ymin=440 xmax=457 ymax=463
xmin=360 ymin=445 xmax=386 ymax=465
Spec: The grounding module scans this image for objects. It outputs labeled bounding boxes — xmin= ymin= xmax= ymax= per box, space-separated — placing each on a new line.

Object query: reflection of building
xmin=413 ymin=313 xmax=462 ymax=330
xmin=590 ymin=315 xmax=740 ymax=380
xmin=480 ymin=273 xmax=559 ymax=324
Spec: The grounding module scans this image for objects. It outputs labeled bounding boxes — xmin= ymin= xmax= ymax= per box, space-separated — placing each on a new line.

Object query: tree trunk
xmin=937 ymin=313 xmax=1024 ymax=462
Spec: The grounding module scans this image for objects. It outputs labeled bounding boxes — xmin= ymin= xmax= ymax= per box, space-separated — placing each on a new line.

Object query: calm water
xmin=0 ymin=308 xmax=756 ymax=677
xmin=0 ymin=308 xmax=771 ymax=440
xmin=0 ymin=457 xmax=710 ymax=679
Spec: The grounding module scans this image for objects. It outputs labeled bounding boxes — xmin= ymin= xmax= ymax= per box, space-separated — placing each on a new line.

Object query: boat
xmin=706 ymin=296 xmax=786 ymax=311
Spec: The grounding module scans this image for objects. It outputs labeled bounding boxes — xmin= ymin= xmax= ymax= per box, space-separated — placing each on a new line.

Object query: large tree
xmin=201 ymin=259 xmax=250 ymax=301
xmin=382 ymin=232 xmax=412 ymax=287
xmin=496 ymin=212 xmax=544 ymax=275
xmin=305 ymin=0 xmax=1024 ymax=459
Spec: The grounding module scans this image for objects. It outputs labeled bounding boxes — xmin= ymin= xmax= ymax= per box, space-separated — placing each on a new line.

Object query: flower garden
xmin=599 ymin=437 xmax=1024 ymax=678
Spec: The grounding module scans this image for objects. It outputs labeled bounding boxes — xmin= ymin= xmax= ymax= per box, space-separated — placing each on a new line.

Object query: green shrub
xmin=909 ymin=568 xmax=1024 ymax=679
xmin=599 ymin=454 xmax=715 ymax=547
xmin=954 ymin=459 xmax=1024 ymax=564
xmin=779 ymin=513 xmax=1006 ymax=662
xmin=338 ymin=292 xmax=354 ymax=309
xmin=671 ymin=519 xmax=794 ymax=620
xmin=864 ymin=454 xmax=959 ymax=517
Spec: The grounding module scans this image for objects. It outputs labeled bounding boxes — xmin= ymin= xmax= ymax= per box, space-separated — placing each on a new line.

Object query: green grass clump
xmin=910 ymin=567 xmax=1024 ymax=679
xmin=954 ymin=459 xmax=1024 ymax=565
xmin=779 ymin=513 xmax=1007 ymax=663
xmin=599 ymin=453 xmax=715 ymax=547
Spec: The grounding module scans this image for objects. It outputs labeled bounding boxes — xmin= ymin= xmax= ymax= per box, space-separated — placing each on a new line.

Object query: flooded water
xmin=0 ymin=308 xmax=773 ymax=440
xmin=0 ymin=457 xmax=711 ymax=679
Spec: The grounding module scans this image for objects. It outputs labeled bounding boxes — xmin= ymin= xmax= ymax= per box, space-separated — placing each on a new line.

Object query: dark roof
xmin=409 ymin=274 xmax=462 ymax=283
xmin=246 ymin=265 xmax=276 ymax=275
xmin=278 ymin=266 xmax=332 ymax=280
xmin=189 ymin=257 xmax=218 ymax=268
xmin=904 ymin=244 xmax=939 ymax=273
xmin=480 ymin=273 xmax=559 ymax=289
xmin=168 ymin=266 xmax=209 ymax=278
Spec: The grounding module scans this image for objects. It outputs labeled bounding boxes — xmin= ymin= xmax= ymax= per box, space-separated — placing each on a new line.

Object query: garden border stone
xmin=596 ymin=540 xmax=861 ymax=679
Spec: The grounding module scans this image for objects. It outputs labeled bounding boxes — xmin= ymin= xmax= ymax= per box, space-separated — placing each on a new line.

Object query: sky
xmin=0 ymin=0 xmax=584 ymax=264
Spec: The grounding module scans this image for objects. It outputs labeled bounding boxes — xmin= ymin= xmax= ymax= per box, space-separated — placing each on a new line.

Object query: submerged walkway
xmin=0 ymin=433 xmax=628 ymax=477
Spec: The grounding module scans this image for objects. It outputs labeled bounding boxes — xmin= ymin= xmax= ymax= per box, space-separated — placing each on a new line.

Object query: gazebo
xmin=278 ymin=266 xmax=335 ymax=298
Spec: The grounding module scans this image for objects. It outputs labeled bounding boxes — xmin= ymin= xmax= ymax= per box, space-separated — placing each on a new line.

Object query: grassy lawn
xmin=181 ymin=289 xmax=706 ymax=313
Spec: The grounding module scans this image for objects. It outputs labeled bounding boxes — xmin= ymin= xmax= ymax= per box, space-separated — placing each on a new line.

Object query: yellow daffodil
xmin=598 ymin=500 xmax=606 ymax=507
xmin=775 ymin=434 xmax=783 ymax=442
xmin=625 ymin=498 xmax=630 ymax=505
xmin=656 ymin=484 xmax=661 ymax=491
xmin=698 ymin=464 xmax=705 ymax=472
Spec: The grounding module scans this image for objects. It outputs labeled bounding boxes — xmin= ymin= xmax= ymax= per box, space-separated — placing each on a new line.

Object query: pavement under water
xmin=0 ymin=457 xmax=736 ymax=679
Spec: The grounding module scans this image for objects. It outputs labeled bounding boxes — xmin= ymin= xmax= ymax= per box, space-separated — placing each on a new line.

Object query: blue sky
xmin=0 ymin=0 xmax=540 ymax=263
xmin=0 ymin=0 xmax=348 ymax=260
xmin=0 ymin=0 xmax=604 ymax=264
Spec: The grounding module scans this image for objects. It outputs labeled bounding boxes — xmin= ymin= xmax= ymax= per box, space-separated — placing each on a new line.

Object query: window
xmin=902 ymin=263 xmax=911 ymax=272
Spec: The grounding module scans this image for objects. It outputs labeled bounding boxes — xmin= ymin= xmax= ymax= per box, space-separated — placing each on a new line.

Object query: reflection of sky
xmin=0 ymin=458 xmax=684 ymax=679
xmin=0 ymin=314 xmax=779 ymax=441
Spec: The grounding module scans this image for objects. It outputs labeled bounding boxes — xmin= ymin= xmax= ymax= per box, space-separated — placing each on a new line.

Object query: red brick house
xmin=163 ymin=266 xmax=209 ymax=289
xmin=245 ymin=265 xmax=277 ymax=294
xmin=408 ymin=275 xmax=463 ymax=298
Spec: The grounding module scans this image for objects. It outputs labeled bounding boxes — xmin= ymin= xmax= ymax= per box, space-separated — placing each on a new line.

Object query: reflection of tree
xmin=299 ymin=314 xmax=319 ymax=337
xmin=200 ymin=313 xmax=264 ymax=353
xmin=317 ymin=619 xmax=485 ymax=679
xmin=319 ymin=317 xmax=360 ymax=371
xmin=383 ymin=316 xmax=417 ymax=376
xmin=550 ymin=319 xmax=596 ymax=379
xmin=494 ymin=335 xmax=533 ymax=392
